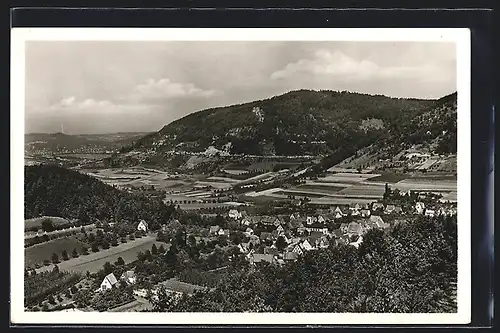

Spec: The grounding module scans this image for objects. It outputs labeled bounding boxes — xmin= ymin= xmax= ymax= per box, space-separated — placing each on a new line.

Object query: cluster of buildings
xmin=210 ymin=200 xmax=456 ymax=266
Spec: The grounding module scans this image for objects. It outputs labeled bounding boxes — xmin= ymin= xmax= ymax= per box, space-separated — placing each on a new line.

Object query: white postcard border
xmin=11 ymin=27 xmax=471 ymax=325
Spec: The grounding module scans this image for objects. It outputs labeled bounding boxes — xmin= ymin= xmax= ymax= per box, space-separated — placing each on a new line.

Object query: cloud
xmin=46 ymin=97 xmax=155 ymax=117
xmin=270 ymin=49 xmax=449 ymax=82
xmin=131 ymin=78 xmax=221 ymax=103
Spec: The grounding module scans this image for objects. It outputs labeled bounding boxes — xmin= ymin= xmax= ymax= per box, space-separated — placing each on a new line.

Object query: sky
xmin=25 ymin=41 xmax=456 ymax=134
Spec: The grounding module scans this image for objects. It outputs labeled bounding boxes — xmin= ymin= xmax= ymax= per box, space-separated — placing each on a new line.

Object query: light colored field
xmin=337 ymin=185 xmax=386 ymax=197
xmin=239 ymin=172 xmax=275 ymax=184
xmin=320 ymin=173 xmax=381 ymax=183
xmin=223 ymin=169 xmax=249 ymax=175
xmin=392 ymin=179 xmax=457 ymax=192
xmin=34 ymin=236 xmax=165 ymax=274
xmin=307 ymin=197 xmax=377 ymax=205
xmin=206 ymin=176 xmax=240 ymax=183
xmin=195 ymin=181 xmax=233 ymax=189
xmin=440 ymin=192 xmax=457 ymax=202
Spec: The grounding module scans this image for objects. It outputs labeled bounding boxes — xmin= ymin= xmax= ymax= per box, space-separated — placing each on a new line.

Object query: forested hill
xmin=24 ymin=165 xmax=175 ymax=228
xmin=130 ymin=90 xmax=437 ymax=156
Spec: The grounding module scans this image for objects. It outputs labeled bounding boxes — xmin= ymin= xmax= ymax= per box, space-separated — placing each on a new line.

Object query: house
xmin=351 ymin=209 xmax=361 ymax=217
xmin=346 ymin=222 xmax=363 ymax=236
xmin=305 ymin=222 xmax=329 ymax=234
xmin=318 ymin=237 xmax=330 ymax=249
xmin=333 ymin=206 xmax=344 ymax=215
xmin=369 ymin=215 xmax=389 ymax=229
xmin=283 ymin=251 xmax=299 ymax=261
xmin=334 ymin=211 xmax=344 ymax=219
xmin=425 ymin=209 xmax=436 ymax=217
xmin=317 ymin=215 xmax=326 ymax=223
xmin=218 ymin=228 xmax=230 ymax=236
xmin=120 ymin=271 xmax=137 ymax=285
xmin=260 ymin=232 xmax=274 ymax=242
xmin=137 ymin=220 xmax=148 ymax=232
xmin=209 ymin=225 xmax=221 ymax=235
xmin=158 ymin=278 xmax=206 ymax=296
xmin=248 ymin=235 xmax=261 ymax=246
xmin=291 ymin=243 xmax=304 ymax=255
xmin=100 ymin=273 xmax=118 ymax=291
xmin=350 ymin=203 xmax=361 ymax=211
xmin=349 ymin=235 xmax=364 ymax=249
xmin=306 ymin=216 xmax=317 ymax=225
xmin=340 ymin=223 xmax=349 ymax=233
xmin=301 ymin=239 xmax=314 ymax=251
xmin=244 ymin=227 xmax=254 ymax=236
xmin=275 ymin=224 xmax=285 ymax=235
xmin=238 ymin=242 xmax=251 ymax=253
xmin=384 ymin=204 xmax=396 ymax=214
xmin=250 ymin=254 xmax=276 ymax=265
xmin=394 ymin=206 xmax=403 ymax=214
xmin=228 ymin=209 xmax=242 ymax=220
xmin=372 ymin=202 xmax=384 ymax=211
xmin=241 ymin=217 xmax=255 ymax=226
xmin=360 ymin=209 xmax=371 ymax=217
xmin=264 ymin=247 xmax=280 ymax=256
xmin=415 ymin=202 xmax=426 ymax=214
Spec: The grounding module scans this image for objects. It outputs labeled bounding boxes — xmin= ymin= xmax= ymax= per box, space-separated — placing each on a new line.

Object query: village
xmin=76 ymin=190 xmax=457 ymax=312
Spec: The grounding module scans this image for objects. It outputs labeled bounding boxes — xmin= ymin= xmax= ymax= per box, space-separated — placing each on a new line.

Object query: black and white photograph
xmin=11 ymin=28 xmax=471 ymax=325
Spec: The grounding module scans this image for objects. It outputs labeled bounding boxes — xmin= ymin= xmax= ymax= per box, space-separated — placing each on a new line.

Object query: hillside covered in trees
xmin=152 ymin=215 xmax=457 ymax=313
xmin=24 ymin=165 xmax=175 ymax=229
xmin=128 ymin=90 xmax=438 ymax=156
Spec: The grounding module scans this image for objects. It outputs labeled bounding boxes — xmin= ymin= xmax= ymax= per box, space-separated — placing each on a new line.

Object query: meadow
xmin=33 ymin=236 xmax=166 ymax=274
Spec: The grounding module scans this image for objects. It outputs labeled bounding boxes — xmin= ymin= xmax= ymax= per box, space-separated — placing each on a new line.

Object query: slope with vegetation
xmin=24 ymin=165 xmax=176 ymax=230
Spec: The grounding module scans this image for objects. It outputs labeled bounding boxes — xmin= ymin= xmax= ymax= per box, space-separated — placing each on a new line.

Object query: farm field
xmin=391 ymin=179 xmax=457 ymax=192
xmin=25 ymin=236 xmax=90 ymax=268
xmin=336 ymin=185 xmax=386 ymax=197
xmin=33 ymin=236 xmax=167 ymax=274
xmin=297 ymin=184 xmax=347 ymax=193
xmin=274 ymin=190 xmax=325 ymax=198
xmin=82 ymin=167 xmax=190 ymax=190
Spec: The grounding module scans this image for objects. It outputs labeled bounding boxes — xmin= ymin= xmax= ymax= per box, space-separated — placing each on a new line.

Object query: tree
xmin=70 ymin=285 xmax=78 ymax=294
xmin=82 ymin=247 xmax=89 ymax=255
xmin=116 ymin=257 xmax=125 ymax=266
xmin=61 ymin=250 xmax=69 ymax=261
xmin=158 ymin=244 xmax=166 ymax=254
xmin=152 ymin=244 xmax=158 ymax=256
xmin=383 ymin=183 xmax=391 ymax=200
xmin=91 ymin=242 xmax=100 ymax=252
xmin=72 ymin=248 xmax=79 ymax=258
xmin=41 ymin=219 xmax=55 ymax=232
xmin=276 ymin=236 xmax=287 ymax=251
xmin=51 ymin=252 xmax=59 ymax=264
xmin=103 ymin=262 xmax=114 ymax=275
xmin=52 ymin=265 xmax=60 ymax=274
xmin=48 ymin=295 xmax=56 ymax=305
